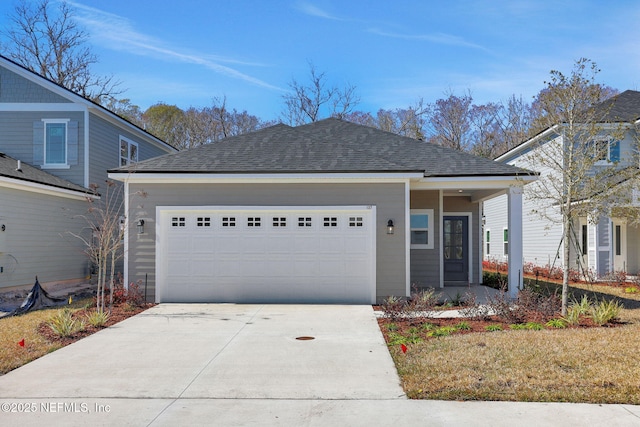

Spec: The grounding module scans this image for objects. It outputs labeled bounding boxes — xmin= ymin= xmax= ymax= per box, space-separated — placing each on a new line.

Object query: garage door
xmin=156 ymin=206 xmax=376 ymax=304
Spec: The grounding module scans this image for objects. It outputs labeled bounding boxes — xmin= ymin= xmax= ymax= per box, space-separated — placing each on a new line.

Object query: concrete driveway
xmin=1 ymin=304 xmax=639 ymax=426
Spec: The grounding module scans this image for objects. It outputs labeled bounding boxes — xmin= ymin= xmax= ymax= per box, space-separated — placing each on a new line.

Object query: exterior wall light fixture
xmin=387 ymin=219 xmax=395 ymax=235
xmin=137 ymin=219 xmax=145 ymax=234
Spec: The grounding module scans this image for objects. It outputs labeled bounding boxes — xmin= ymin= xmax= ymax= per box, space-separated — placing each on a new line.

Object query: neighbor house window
xmin=582 ymin=224 xmax=588 ymax=256
xmin=43 ymin=119 xmax=69 ymax=166
xmin=615 ymin=225 xmax=622 ymax=256
xmin=410 ymin=209 xmax=434 ymax=249
xmin=120 ymin=136 xmax=139 ymax=166
xmin=485 ymin=229 xmax=490 ymax=255
xmin=589 ymin=137 xmax=620 ymax=163
xmin=503 ymin=228 xmax=509 ymax=257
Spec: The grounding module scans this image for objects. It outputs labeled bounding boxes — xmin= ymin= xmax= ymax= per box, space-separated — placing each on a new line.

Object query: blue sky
xmin=1 ymin=1 xmax=639 ymax=121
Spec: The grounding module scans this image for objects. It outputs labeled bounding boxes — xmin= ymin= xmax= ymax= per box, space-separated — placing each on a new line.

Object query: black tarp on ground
xmin=0 ymin=278 xmax=67 ymax=318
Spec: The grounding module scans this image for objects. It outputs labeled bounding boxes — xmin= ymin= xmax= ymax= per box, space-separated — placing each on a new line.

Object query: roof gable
xmin=112 ymin=118 xmax=529 ymax=177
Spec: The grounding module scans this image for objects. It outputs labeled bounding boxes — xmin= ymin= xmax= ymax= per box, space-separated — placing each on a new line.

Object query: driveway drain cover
xmin=295 ymin=336 xmax=315 ymax=340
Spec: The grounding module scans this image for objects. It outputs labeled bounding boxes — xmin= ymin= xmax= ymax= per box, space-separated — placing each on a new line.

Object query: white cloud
xmin=294 ymin=2 xmax=344 ymax=20
xmin=67 ymin=1 xmax=282 ymax=91
xmin=367 ymin=28 xmax=489 ymax=52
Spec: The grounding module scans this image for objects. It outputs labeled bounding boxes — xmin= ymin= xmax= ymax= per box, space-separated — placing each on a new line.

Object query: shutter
xmin=67 ymin=121 xmax=79 ymax=165
xmin=609 ymin=140 xmax=620 ymax=163
xmin=32 ymin=121 xmax=44 ymax=165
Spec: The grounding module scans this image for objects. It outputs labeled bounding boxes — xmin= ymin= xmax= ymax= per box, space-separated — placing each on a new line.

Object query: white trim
xmin=84 ymin=109 xmax=90 ymax=188
xmin=443 ymin=211 xmax=473 ymax=284
xmin=413 ymin=176 xmax=537 ymax=189
xmin=123 ymin=183 xmax=130 ymax=290
xmin=109 ymin=172 xmax=422 ymax=184
xmin=495 ymin=125 xmax=560 ymax=162
xmin=409 ymin=209 xmax=434 ymax=249
xmin=405 ymin=181 xmax=411 ymax=297
xmin=0 ymin=176 xmax=96 ymax=200
xmin=438 ymin=190 xmax=444 ymax=287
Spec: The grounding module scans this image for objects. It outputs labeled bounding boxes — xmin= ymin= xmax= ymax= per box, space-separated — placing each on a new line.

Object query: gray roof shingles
xmin=111 ymin=118 xmax=530 ymax=178
xmin=0 ymin=152 xmax=94 ymax=195
xmin=594 ymin=90 xmax=640 ymax=122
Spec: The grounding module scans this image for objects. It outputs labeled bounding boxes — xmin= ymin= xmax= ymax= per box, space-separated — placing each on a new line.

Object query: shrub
xmin=407 ymin=286 xmax=440 ymax=318
xmin=590 ymin=299 xmax=622 ymax=326
xmin=624 ymin=286 xmax=639 ymax=294
xmin=48 ymin=308 xmax=85 ymax=337
xmin=381 ymin=295 xmax=406 ymax=321
xmin=111 ymin=281 xmax=145 ymax=307
xmin=455 ymin=321 xmax=471 ymax=331
xmin=524 ymin=322 xmax=544 ymax=330
xmin=485 ymin=324 xmax=503 ymax=332
xmin=509 ymin=323 xmax=528 ymax=330
xmin=86 ymin=310 xmax=110 ymax=327
xmin=562 ymin=306 xmax=583 ymax=326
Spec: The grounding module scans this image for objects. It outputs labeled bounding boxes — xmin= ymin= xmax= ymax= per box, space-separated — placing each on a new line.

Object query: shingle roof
xmin=111 ymin=118 xmax=530 ymax=177
xmin=594 ymin=90 xmax=640 ymax=122
xmin=0 ymin=153 xmax=94 ymax=195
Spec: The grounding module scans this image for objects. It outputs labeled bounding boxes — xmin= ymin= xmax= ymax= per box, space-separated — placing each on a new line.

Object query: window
xmin=503 ymin=228 xmax=509 ymax=257
xmin=615 ymin=225 xmax=622 ymax=256
xmin=273 ymin=217 xmax=287 ymax=227
xmin=247 ymin=217 xmax=261 ymax=227
xmin=349 ymin=216 xmax=363 ymax=227
xmin=222 ymin=217 xmax=236 ymax=227
xmin=120 ymin=137 xmax=138 ymax=166
xmin=582 ymin=224 xmax=588 ymax=256
xmin=589 ymin=137 xmax=620 ymax=163
xmin=298 ymin=217 xmax=312 ymax=227
xmin=485 ymin=230 xmax=490 ymax=255
xmin=323 ymin=217 xmax=337 ymax=227
xmin=197 ymin=217 xmax=211 ymax=227
xmin=410 ymin=209 xmax=434 ymax=249
xmin=171 ymin=217 xmax=186 ymax=227
xmin=34 ymin=119 xmax=77 ymax=168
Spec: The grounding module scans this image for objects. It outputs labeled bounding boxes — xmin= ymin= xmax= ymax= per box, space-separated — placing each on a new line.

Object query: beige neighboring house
xmin=0 ymin=55 xmax=176 ymax=292
xmin=110 ymin=118 xmax=535 ymax=304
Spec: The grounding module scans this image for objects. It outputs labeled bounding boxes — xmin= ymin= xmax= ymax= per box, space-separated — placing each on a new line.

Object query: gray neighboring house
xmin=484 ymin=90 xmax=640 ymax=278
xmin=110 ymin=118 xmax=535 ymax=304
xmin=0 ymin=54 xmax=176 ymax=291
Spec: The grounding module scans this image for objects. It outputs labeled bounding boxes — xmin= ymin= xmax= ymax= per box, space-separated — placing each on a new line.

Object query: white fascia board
xmin=0 ymin=176 xmax=98 ymax=200
xmin=495 ymin=125 xmax=560 ymax=163
xmin=108 ymin=172 xmax=423 ymax=184
xmin=0 ymin=103 xmax=87 ymax=112
xmin=413 ymin=175 xmax=537 ymax=190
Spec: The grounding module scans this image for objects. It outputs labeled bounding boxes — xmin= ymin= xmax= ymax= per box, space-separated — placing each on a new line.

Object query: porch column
xmin=507 ymin=186 xmax=523 ymax=298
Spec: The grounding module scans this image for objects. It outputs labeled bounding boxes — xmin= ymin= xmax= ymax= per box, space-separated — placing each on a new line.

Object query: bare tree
xmin=2 ymin=0 xmax=121 ymax=103
xmin=425 ymin=90 xmax=473 ymax=151
xmin=522 ymin=58 xmax=626 ymax=314
xmin=469 ymin=102 xmax=502 ymax=158
xmin=281 ymin=62 xmax=359 ymax=125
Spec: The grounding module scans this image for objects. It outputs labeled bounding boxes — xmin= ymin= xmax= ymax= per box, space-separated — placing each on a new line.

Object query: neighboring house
xmin=0 ymin=55 xmax=176 ymax=291
xmin=109 ymin=118 xmax=535 ymax=304
xmin=483 ymin=90 xmax=640 ymax=278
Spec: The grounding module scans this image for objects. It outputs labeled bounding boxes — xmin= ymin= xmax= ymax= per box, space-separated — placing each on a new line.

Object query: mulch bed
xmin=38 ymin=303 xmax=154 ymax=347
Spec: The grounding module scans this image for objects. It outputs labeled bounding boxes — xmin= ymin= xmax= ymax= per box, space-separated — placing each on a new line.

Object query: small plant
xmin=524 ymin=322 xmax=544 ymax=330
xmin=47 ymin=308 xmax=85 ymax=337
xmin=455 ymin=321 xmax=471 ymax=331
xmin=86 ymin=310 xmax=110 ymax=327
xmin=545 ymin=318 xmax=567 ymax=328
xmin=387 ymin=323 xmax=399 ymax=332
xmin=387 ymin=332 xmax=422 ymax=345
xmin=590 ymin=299 xmax=622 ymax=326
xmin=509 ymin=323 xmax=528 ymax=330
xmin=485 ymin=324 xmax=503 ymax=332
xmin=407 ymin=286 xmax=440 ymax=318
xmin=624 ymin=287 xmax=639 ymax=294
xmin=420 ymin=322 xmax=436 ymax=331
xmin=428 ymin=326 xmax=457 ymax=337
xmin=562 ymin=306 xmax=582 ymax=326
xmin=572 ymin=295 xmax=592 ymax=315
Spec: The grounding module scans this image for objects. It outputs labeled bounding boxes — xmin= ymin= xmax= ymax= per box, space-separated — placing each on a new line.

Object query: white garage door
xmin=156 ymin=206 xmax=376 ymax=304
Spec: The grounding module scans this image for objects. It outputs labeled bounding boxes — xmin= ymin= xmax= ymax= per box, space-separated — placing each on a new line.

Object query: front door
xmin=613 ymin=220 xmax=627 ymax=272
xmin=444 ymin=216 xmax=469 ymax=282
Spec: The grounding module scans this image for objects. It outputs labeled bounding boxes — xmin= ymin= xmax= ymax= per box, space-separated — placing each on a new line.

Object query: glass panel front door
xmin=443 ymin=216 xmax=468 ymax=282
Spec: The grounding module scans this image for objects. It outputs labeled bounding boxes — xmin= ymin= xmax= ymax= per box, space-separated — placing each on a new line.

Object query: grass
xmin=385 ymin=282 xmax=640 ymax=403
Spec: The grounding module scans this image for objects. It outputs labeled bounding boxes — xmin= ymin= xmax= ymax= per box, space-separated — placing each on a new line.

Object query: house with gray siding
xmin=0 ymin=55 xmax=176 ymax=291
xmin=483 ymin=90 xmax=640 ymax=279
xmin=110 ymin=118 xmax=535 ymax=304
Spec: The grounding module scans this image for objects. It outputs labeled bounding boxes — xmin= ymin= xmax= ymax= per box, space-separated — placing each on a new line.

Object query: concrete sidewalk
xmin=0 ymin=304 xmax=638 ymax=426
